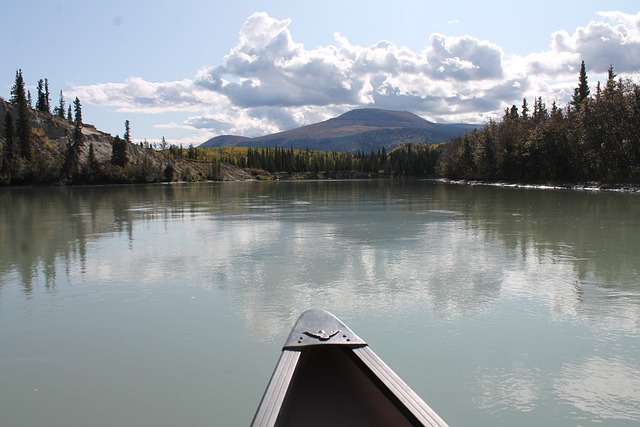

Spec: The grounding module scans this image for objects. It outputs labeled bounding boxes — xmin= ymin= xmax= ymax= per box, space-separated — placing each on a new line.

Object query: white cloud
xmin=68 ymin=11 xmax=640 ymax=143
xmin=545 ymin=11 xmax=640 ymax=73
xmin=69 ymin=77 xmax=222 ymax=113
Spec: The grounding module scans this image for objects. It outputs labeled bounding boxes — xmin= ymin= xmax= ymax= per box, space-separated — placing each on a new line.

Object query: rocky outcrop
xmin=0 ymin=98 xmax=250 ymax=183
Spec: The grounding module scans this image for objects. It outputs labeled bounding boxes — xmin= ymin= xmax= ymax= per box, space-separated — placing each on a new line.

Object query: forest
xmin=1 ymin=62 xmax=639 ymax=185
xmin=437 ymin=63 xmax=640 ymax=183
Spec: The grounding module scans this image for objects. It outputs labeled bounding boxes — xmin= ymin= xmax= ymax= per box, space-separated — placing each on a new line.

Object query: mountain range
xmin=200 ymin=108 xmax=480 ymax=153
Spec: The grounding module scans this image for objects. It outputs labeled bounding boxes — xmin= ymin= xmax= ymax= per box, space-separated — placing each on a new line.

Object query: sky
xmin=3 ymin=0 xmax=639 ymax=146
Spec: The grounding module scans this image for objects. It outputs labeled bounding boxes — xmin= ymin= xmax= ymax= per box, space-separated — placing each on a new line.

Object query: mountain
xmin=200 ymin=108 xmax=480 ymax=153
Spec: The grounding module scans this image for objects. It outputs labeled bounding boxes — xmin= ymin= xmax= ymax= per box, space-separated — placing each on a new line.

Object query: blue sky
xmin=3 ymin=0 xmax=639 ymax=146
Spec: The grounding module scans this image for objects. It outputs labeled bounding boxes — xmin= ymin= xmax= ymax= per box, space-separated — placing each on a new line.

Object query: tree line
xmin=3 ymin=62 xmax=638 ymax=185
xmin=162 ymin=144 xmax=441 ymax=178
xmin=438 ymin=62 xmax=640 ymax=182
xmin=0 ymin=70 xmax=198 ymax=185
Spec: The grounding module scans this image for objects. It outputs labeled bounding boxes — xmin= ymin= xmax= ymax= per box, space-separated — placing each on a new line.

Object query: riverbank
xmin=436 ymin=178 xmax=640 ymax=193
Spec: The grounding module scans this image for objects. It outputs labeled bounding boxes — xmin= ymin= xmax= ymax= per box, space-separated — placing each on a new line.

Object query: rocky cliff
xmin=0 ymin=99 xmax=250 ymax=184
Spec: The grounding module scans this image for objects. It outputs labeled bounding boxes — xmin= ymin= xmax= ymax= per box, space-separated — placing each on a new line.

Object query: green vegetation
xmin=0 ymin=70 xmax=227 ymax=185
xmin=158 ymin=144 xmax=441 ymax=178
xmin=438 ymin=64 xmax=640 ymax=183
xmin=1 ymin=63 xmax=638 ymax=186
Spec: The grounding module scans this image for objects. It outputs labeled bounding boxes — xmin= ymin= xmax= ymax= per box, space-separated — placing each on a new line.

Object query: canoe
xmin=251 ymin=309 xmax=449 ymax=427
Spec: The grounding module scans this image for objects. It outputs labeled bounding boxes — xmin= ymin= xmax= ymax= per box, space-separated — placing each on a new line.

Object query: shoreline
xmin=433 ymin=178 xmax=640 ymax=194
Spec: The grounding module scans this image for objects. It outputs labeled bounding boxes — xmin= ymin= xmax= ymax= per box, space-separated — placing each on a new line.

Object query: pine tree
xmin=64 ymin=97 xmax=84 ymax=179
xmin=36 ymin=79 xmax=47 ymax=112
xmin=44 ymin=79 xmax=51 ymax=112
xmin=571 ymin=61 xmax=590 ymax=108
xmin=111 ymin=135 xmax=128 ymax=167
xmin=53 ymin=90 xmax=66 ymax=118
xmin=87 ymin=142 xmax=101 ymax=180
xmin=521 ymin=98 xmax=529 ymax=120
xmin=73 ymin=97 xmax=82 ymax=125
xmin=2 ymin=111 xmax=16 ymax=175
xmin=124 ymin=120 xmax=131 ymax=143
xmin=10 ymin=69 xmax=24 ymax=104
xmin=73 ymin=97 xmax=84 ymax=167
xmin=604 ymin=64 xmax=617 ymax=96
xmin=3 ymin=111 xmax=15 ymax=150
xmin=111 ymin=120 xmax=130 ymax=167
xmin=10 ymin=69 xmax=34 ymax=161
xmin=67 ymin=105 xmax=72 ymax=122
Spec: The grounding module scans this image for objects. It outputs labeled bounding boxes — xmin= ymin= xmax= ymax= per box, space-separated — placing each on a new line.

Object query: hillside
xmin=0 ymin=99 xmax=250 ymax=184
xmin=201 ymin=108 xmax=478 ymax=153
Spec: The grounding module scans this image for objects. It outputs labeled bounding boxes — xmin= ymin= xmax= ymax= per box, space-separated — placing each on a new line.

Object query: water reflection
xmin=1 ymin=180 xmax=639 ymax=426
xmin=1 ymin=182 xmax=639 ymax=325
xmin=555 ymin=356 xmax=640 ymax=422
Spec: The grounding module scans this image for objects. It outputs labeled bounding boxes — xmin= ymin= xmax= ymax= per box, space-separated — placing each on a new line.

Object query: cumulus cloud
xmin=195 ymin=13 xmax=364 ymax=108
xmin=69 ymin=10 xmax=640 ymax=142
xmin=70 ymin=77 xmax=223 ymax=113
xmin=426 ymin=33 xmax=504 ymax=80
xmin=523 ymin=10 xmax=640 ymax=77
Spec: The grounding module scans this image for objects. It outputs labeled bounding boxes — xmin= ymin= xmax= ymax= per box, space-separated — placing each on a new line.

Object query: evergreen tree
xmin=604 ymin=64 xmax=617 ymax=96
xmin=123 ymin=120 xmax=131 ymax=143
xmin=111 ymin=135 xmax=128 ymax=167
xmin=571 ymin=61 xmax=590 ymax=108
xmin=53 ymin=90 xmax=66 ymax=118
xmin=521 ymin=98 xmax=529 ymax=120
xmin=44 ymin=78 xmax=51 ymax=112
xmin=3 ymin=111 xmax=15 ymax=149
xmin=64 ymin=97 xmax=84 ymax=179
xmin=10 ymin=69 xmax=34 ymax=161
xmin=2 ymin=111 xmax=16 ymax=175
xmin=10 ymin=69 xmax=25 ymax=104
xmin=88 ymin=142 xmax=97 ymax=167
xmin=67 ymin=105 xmax=72 ymax=121
xmin=111 ymin=121 xmax=130 ymax=168
xmin=73 ymin=97 xmax=82 ymax=125
xmin=86 ymin=142 xmax=101 ymax=180
xmin=36 ymin=79 xmax=47 ymax=112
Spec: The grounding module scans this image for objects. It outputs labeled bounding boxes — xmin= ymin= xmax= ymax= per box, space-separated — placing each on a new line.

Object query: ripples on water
xmin=0 ymin=181 xmax=639 ymax=426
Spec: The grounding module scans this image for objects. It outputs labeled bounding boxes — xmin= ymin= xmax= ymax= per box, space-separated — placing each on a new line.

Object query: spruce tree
xmin=87 ymin=142 xmax=100 ymax=180
xmin=604 ymin=65 xmax=617 ymax=96
xmin=44 ymin=78 xmax=51 ymax=113
xmin=10 ymin=69 xmax=34 ymax=161
xmin=10 ymin=69 xmax=24 ymax=104
xmin=571 ymin=61 xmax=590 ymax=108
xmin=111 ymin=135 xmax=128 ymax=167
xmin=124 ymin=120 xmax=131 ymax=143
xmin=36 ymin=79 xmax=46 ymax=112
xmin=64 ymin=97 xmax=84 ymax=179
xmin=2 ymin=111 xmax=16 ymax=175
xmin=54 ymin=90 xmax=66 ymax=118
xmin=73 ymin=97 xmax=84 ymax=166
xmin=4 ymin=111 xmax=15 ymax=149
xmin=73 ymin=97 xmax=82 ymax=125
xmin=112 ymin=121 xmax=130 ymax=167
xmin=521 ymin=98 xmax=529 ymax=120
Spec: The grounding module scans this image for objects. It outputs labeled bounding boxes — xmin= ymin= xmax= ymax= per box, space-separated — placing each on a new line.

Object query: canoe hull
xmin=251 ymin=310 xmax=449 ymax=427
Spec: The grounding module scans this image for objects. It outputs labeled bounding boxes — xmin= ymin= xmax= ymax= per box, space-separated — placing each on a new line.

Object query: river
xmin=1 ymin=180 xmax=639 ymax=426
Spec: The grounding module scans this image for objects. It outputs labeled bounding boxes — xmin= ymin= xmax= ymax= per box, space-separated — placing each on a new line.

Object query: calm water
xmin=1 ymin=180 xmax=639 ymax=427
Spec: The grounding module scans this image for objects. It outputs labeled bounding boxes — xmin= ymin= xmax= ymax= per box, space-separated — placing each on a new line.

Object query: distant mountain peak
xmin=200 ymin=108 xmax=479 ymax=152
xmin=331 ymin=108 xmax=435 ymax=128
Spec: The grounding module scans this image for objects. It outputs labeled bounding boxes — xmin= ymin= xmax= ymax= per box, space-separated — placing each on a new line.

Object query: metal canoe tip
xmin=283 ymin=309 xmax=367 ymax=349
